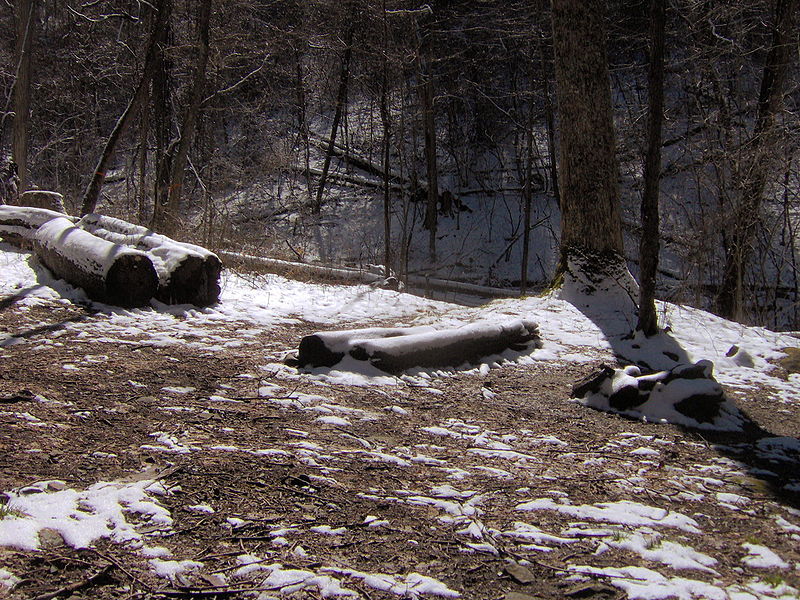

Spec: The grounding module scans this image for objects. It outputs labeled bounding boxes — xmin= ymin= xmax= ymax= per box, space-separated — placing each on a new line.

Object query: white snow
xmin=741 ymin=543 xmax=791 ymax=569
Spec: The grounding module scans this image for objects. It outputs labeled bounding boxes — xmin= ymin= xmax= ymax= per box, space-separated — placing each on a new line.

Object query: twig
xmin=30 ymin=564 xmax=113 ymax=600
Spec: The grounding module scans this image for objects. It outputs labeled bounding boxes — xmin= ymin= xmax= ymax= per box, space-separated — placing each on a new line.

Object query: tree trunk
xmin=539 ymin=32 xmax=560 ymax=207
xmin=12 ymin=0 xmax=34 ymax=193
xmin=156 ymin=0 xmax=212 ymax=236
xmin=80 ymin=0 xmax=170 ymax=216
xmin=381 ymin=0 xmax=392 ymax=279
xmin=551 ymin=0 xmax=624 ymax=270
xmin=637 ymin=0 xmax=667 ymax=337
xmin=421 ymin=73 xmax=439 ymax=262
xmin=313 ymin=27 xmax=354 ymax=214
xmin=715 ymin=0 xmax=797 ymax=321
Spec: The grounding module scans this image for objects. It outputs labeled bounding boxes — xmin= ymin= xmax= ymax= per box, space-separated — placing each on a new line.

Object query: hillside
xmin=1 ymin=243 xmax=799 ymax=599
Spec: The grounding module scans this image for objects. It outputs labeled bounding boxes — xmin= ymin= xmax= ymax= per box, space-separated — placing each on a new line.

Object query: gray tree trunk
xmin=551 ymin=0 xmax=624 ymax=270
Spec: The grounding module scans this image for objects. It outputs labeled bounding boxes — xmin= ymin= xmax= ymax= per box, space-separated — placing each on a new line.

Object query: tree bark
xmin=80 ymin=0 xmax=170 ymax=216
xmin=12 ymin=0 xmax=34 ymax=193
xmin=637 ymin=0 xmax=667 ymax=337
xmin=551 ymin=0 xmax=624 ymax=270
xmin=715 ymin=0 xmax=797 ymax=321
xmin=313 ymin=27 xmax=354 ymax=214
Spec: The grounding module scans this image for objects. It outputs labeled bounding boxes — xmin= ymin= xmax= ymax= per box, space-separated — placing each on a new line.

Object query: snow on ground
xmin=2 ymin=243 xmax=800 ymax=598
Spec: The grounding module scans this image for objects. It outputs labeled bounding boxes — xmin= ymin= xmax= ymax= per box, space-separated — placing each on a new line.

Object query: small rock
xmin=38 ymin=528 xmax=65 ymax=549
xmin=504 ymin=561 xmax=536 ymax=585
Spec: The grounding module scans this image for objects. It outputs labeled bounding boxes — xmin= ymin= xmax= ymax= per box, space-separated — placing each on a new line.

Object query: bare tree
xmin=12 ymin=0 xmax=34 ymax=192
xmin=715 ymin=0 xmax=797 ymax=320
xmin=637 ymin=0 xmax=667 ymax=336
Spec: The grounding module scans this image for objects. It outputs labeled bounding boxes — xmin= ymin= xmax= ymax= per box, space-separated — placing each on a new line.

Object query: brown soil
xmin=0 ymin=291 xmax=799 ymax=600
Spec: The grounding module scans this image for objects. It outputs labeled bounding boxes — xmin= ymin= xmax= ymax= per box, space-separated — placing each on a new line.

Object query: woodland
xmin=1 ymin=0 xmax=799 ymax=329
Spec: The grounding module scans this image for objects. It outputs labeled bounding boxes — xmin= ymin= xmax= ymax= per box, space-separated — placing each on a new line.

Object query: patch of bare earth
xmin=0 ymin=294 xmax=799 ymax=600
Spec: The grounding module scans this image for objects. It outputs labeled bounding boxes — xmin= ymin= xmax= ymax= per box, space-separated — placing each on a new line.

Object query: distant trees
xmin=12 ymin=0 xmax=34 ymax=192
xmin=1 ymin=0 xmax=799 ymax=328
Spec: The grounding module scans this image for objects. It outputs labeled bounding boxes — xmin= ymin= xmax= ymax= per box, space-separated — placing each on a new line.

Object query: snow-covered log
xmin=34 ymin=217 xmax=158 ymax=307
xmin=294 ymin=326 xmax=437 ymax=368
xmin=0 ymin=206 xmax=75 ymax=248
xmin=18 ymin=190 xmax=66 ymax=213
xmin=350 ymin=320 xmax=541 ymax=373
xmin=571 ymin=361 xmax=740 ymax=430
xmin=294 ymin=320 xmax=541 ymax=373
xmin=78 ymin=214 xmax=222 ymax=306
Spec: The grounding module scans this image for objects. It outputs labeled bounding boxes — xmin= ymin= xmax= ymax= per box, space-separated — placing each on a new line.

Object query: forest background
xmin=1 ymin=0 xmax=798 ymax=330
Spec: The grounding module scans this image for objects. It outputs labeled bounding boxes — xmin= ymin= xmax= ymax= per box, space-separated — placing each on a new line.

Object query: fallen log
xmin=0 ymin=206 xmax=75 ymax=248
xmin=294 ymin=326 xmax=437 ymax=368
xmin=34 ymin=217 xmax=158 ymax=307
xmin=78 ymin=214 xmax=222 ymax=306
xmin=293 ymin=320 xmax=541 ymax=373
xmin=350 ymin=320 xmax=542 ymax=373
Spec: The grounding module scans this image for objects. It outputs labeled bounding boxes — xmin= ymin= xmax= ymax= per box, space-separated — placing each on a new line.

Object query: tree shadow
xmin=564 ymin=293 xmax=800 ymax=511
xmin=0 ymin=314 xmax=91 ymax=347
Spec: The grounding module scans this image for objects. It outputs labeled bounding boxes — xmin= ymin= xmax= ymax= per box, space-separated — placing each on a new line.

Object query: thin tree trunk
xmin=421 ymin=73 xmax=438 ymax=262
xmin=381 ymin=0 xmax=392 ymax=278
xmin=715 ymin=0 xmax=796 ymax=320
xmin=159 ymin=0 xmax=212 ymax=235
xmin=539 ymin=32 xmax=559 ymax=207
xmin=313 ymin=28 xmax=354 ymax=214
xmin=520 ymin=71 xmax=535 ymax=295
xmin=637 ymin=0 xmax=667 ymax=336
xmin=80 ymin=0 xmax=169 ymax=216
xmin=12 ymin=0 xmax=34 ymax=193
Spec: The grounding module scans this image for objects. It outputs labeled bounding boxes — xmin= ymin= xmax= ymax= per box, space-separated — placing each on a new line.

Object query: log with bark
xmin=78 ymin=214 xmax=222 ymax=306
xmin=292 ymin=320 xmax=541 ymax=373
xmin=0 ymin=205 xmax=74 ymax=248
xmin=292 ymin=325 xmax=437 ymax=368
xmin=34 ymin=217 xmax=158 ymax=307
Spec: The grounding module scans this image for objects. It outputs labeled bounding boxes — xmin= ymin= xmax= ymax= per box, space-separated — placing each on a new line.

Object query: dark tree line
xmin=0 ymin=0 xmax=798 ymax=328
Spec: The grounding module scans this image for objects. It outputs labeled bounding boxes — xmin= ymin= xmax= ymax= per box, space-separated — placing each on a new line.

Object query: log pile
xmin=78 ymin=214 xmax=222 ymax=306
xmin=1 ymin=206 xmax=222 ymax=308
xmin=34 ymin=217 xmax=158 ymax=307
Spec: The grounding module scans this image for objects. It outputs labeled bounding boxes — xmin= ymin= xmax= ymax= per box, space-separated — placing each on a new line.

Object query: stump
xmin=34 ymin=217 xmax=158 ymax=307
xmin=18 ymin=190 xmax=67 ymax=213
xmin=78 ymin=214 xmax=222 ymax=306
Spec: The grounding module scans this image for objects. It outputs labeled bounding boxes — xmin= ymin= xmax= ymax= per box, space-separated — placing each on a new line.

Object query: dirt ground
xmin=1 ymin=292 xmax=799 ymax=600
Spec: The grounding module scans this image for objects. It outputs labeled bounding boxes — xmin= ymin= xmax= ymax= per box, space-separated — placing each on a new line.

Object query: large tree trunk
xmin=551 ymin=0 xmax=624 ymax=272
xmin=637 ymin=0 xmax=667 ymax=337
xmin=154 ymin=0 xmax=212 ymax=236
xmin=715 ymin=0 xmax=797 ymax=321
xmin=12 ymin=0 xmax=34 ymax=193
xmin=80 ymin=0 xmax=170 ymax=216
xmin=34 ymin=217 xmax=158 ymax=307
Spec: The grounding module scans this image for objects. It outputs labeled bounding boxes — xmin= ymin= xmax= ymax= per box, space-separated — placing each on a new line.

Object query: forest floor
xmin=1 ymin=252 xmax=800 ymax=599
